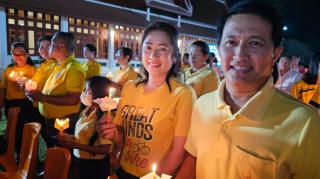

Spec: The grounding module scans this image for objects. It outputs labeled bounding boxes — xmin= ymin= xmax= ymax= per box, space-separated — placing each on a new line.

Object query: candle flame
xmin=152 ymin=164 xmax=157 ymax=173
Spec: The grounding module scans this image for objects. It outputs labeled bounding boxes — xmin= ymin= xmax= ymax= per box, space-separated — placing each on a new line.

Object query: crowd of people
xmin=0 ymin=0 xmax=319 ymax=179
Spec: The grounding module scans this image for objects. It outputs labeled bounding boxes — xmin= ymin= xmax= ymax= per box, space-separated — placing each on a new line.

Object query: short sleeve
xmin=173 ymin=86 xmax=196 ymax=137
xmin=184 ymin=100 xmax=200 ymax=157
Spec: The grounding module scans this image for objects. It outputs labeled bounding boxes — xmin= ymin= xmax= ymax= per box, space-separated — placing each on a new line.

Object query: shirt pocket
xmin=234 ymin=145 xmax=276 ymax=179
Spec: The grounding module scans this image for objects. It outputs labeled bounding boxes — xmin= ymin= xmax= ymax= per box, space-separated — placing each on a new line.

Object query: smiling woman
xmin=97 ymin=21 xmax=196 ymax=179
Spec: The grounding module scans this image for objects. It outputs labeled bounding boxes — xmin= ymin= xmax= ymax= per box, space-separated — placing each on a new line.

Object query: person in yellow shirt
xmin=28 ymin=32 xmax=85 ymax=147
xmin=184 ymin=41 xmax=220 ymax=97
xmin=57 ymin=76 xmax=119 ymax=179
xmin=177 ymin=1 xmax=320 ymax=179
xmin=82 ymin=44 xmax=101 ymax=79
xmin=0 ymin=42 xmax=36 ymax=158
xmin=98 ymin=22 xmax=196 ymax=179
xmin=112 ymin=47 xmax=138 ymax=88
xmin=291 ymin=52 xmax=320 ymax=110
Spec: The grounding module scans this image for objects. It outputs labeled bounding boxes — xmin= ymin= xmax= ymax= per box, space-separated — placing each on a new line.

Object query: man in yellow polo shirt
xmin=29 ymin=32 xmax=85 ymax=147
xmin=112 ymin=47 xmax=137 ymax=88
xmin=177 ymin=1 xmax=320 ymax=179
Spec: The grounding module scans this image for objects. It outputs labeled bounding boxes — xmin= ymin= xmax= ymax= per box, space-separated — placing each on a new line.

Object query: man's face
xmin=189 ymin=46 xmax=208 ymax=69
xmin=218 ymin=14 xmax=282 ymax=89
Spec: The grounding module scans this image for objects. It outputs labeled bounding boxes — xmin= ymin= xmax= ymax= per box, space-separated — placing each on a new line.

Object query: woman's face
xmin=141 ymin=30 xmax=175 ymax=79
xmin=12 ymin=46 xmax=28 ymax=67
xmin=39 ymin=40 xmax=51 ymax=60
xmin=83 ymin=47 xmax=95 ymax=60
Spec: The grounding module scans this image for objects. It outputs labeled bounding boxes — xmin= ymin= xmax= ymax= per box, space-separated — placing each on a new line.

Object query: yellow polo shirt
xmin=1 ymin=65 xmax=35 ymax=100
xmin=184 ymin=65 xmax=220 ymax=98
xmin=291 ymin=80 xmax=318 ymax=106
xmin=81 ymin=60 xmax=101 ymax=79
xmin=113 ymin=65 xmax=138 ymax=86
xmin=114 ymin=78 xmax=196 ymax=177
xmin=39 ymin=56 xmax=85 ymax=119
xmin=74 ymin=107 xmax=112 ymax=159
xmin=32 ymin=59 xmax=56 ymax=90
xmin=185 ymin=77 xmax=320 ymax=179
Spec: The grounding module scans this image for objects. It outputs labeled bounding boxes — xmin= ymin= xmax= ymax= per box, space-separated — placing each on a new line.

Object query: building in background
xmin=0 ymin=0 xmax=227 ymax=75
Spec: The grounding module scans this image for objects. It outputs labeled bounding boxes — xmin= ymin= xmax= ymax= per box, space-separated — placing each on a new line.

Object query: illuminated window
xmin=18 ymin=20 xmax=25 ymax=26
xmin=37 ymin=22 xmax=43 ymax=28
xmin=54 ymin=25 xmax=59 ymax=30
xmin=28 ymin=21 xmax=34 ymax=27
xmin=37 ymin=13 xmax=42 ymax=20
xmin=103 ymin=23 xmax=107 ymax=28
xmin=45 ymin=14 xmax=51 ymax=21
xmin=115 ymin=25 xmax=119 ymax=29
xmin=84 ymin=20 xmax=88 ymax=26
xmin=125 ymin=34 xmax=129 ymax=39
xmin=69 ymin=18 xmax=75 ymax=24
xmin=126 ymin=27 xmax=130 ymax=31
xmin=27 ymin=11 xmax=34 ymax=18
xmin=120 ymin=26 xmax=124 ymax=30
xmin=18 ymin=10 xmax=24 ymax=17
xmin=136 ymin=28 xmax=140 ymax=33
xmin=90 ymin=21 xmax=95 ymax=27
xmin=28 ymin=30 xmax=35 ymax=49
xmin=45 ymin=23 xmax=51 ymax=29
xmin=8 ymin=18 xmax=15 ymax=25
xmin=69 ymin=27 xmax=75 ymax=32
xmin=76 ymin=19 xmax=82 ymax=25
xmin=83 ymin=28 xmax=88 ymax=34
xmin=131 ymin=35 xmax=135 ymax=40
xmin=54 ymin=16 xmax=59 ymax=22
xmin=8 ymin=8 xmax=14 ymax=15
xmin=90 ymin=29 xmax=95 ymax=35
xmin=77 ymin=28 xmax=82 ymax=33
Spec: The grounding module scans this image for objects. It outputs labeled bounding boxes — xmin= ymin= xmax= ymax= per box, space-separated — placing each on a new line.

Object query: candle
xmin=54 ymin=118 xmax=70 ymax=133
xmin=106 ymin=72 xmax=114 ymax=79
xmin=9 ymin=71 xmax=17 ymax=80
xmin=107 ymin=87 xmax=116 ymax=117
xmin=109 ymin=87 xmax=116 ymax=98
xmin=152 ymin=164 xmax=157 ymax=179
xmin=25 ymin=79 xmax=37 ymax=91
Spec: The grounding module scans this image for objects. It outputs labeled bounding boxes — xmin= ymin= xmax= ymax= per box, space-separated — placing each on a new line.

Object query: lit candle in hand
xmin=25 ymin=79 xmax=37 ymax=91
xmin=9 ymin=71 xmax=17 ymax=81
xmin=106 ymin=72 xmax=114 ymax=79
xmin=152 ymin=164 xmax=157 ymax=179
xmin=108 ymin=87 xmax=116 ymax=117
xmin=54 ymin=118 xmax=70 ymax=133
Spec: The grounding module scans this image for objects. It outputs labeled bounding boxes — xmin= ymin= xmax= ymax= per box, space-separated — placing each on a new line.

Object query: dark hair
xmin=182 ymin=53 xmax=189 ymax=59
xmin=9 ymin=42 xmax=34 ymax=67
xmin=136 ymin=21 xmax=179 ymax=92
xmin=52 ymin=32 xmax=75 ymax=52
xmin=37 ymin=35 xmax=52 ymax=46
xmin=84 ymin=44 xmax=97 ymax=57
xmin=86 ymin=76 xmax=118 ymax=147
xmin=191 ymin=40 xmax=209 ymax=55
xmin=217 ymin=0 xmax=283 ymax=48
xmin=272 ymin=62 xmax=278 ymax=84
xmin=87 ymin=76 xmax=116 ymax=99
xmin=303 ymin=52 xmax=320 ymax=84
xmin=118 ymin=47 xmax=132 ymax=62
